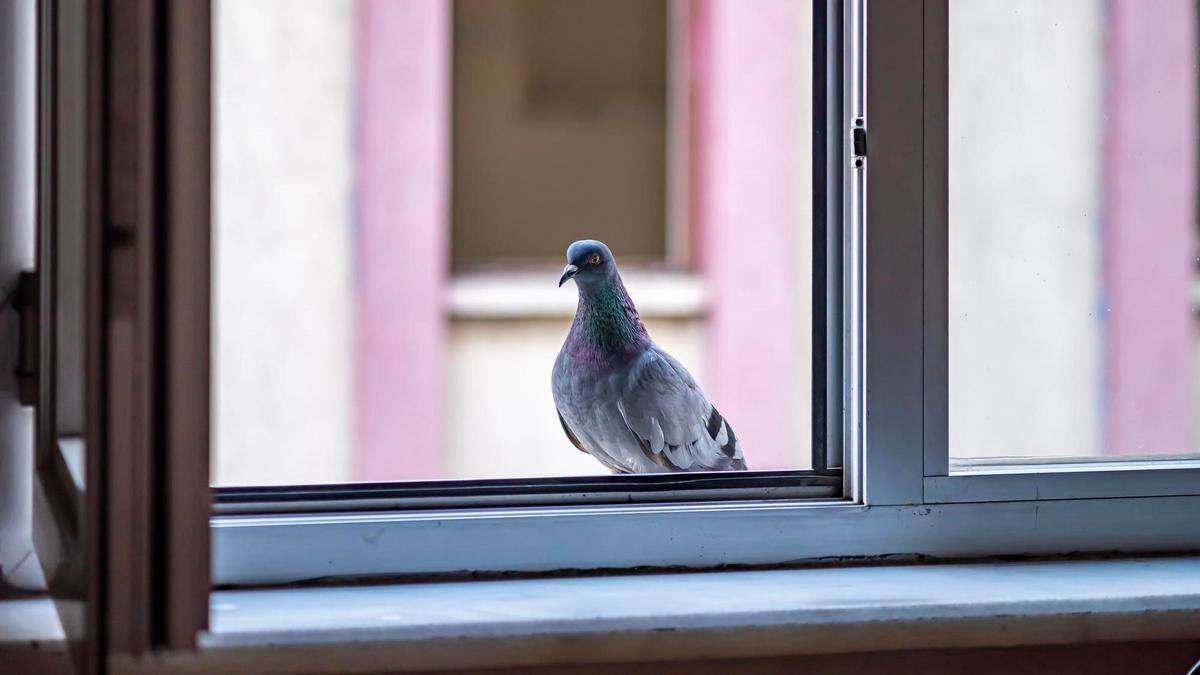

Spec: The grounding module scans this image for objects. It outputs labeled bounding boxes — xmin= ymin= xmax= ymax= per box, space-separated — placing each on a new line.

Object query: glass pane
xmin=211 ymin=0 xmax=816 ymax=485
xmin=950 ymin=0 xmax=1200 ymax=463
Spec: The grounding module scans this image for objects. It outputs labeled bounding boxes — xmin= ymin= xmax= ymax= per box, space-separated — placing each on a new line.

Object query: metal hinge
xmin=852 ymin=119 xmax=867 ymax=167
xmin=7 ymin=271 xmax=38 ymax=406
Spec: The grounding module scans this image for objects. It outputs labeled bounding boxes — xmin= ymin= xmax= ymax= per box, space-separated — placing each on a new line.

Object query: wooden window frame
xmin=32 ymin=0 xmax=211 ymax=669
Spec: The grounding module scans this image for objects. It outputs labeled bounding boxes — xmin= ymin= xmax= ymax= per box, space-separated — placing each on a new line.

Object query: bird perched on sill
xmin=552 ymin=239 xmax=747 ymax=474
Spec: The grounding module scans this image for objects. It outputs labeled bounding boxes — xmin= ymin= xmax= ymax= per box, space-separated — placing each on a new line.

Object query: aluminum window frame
xmin=918 ymin=0 xmax=1200 ymax=506
xmin=211 ymin=0 xmax=860 ymax=584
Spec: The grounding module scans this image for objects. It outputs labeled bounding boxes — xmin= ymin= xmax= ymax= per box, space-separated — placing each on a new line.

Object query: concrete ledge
xmin=152 ymin=557 xmax=1200 ymax=674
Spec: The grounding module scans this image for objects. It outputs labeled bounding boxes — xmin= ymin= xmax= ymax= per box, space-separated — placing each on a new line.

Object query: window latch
xmin=852 ymin=121 xmax=867 ymax=167
xmin=6 ymin=270 xmax=38 ymax=407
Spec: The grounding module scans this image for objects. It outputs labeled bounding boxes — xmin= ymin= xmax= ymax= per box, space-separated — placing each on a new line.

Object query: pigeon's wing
xmin=556 ymin=409 xmax=588 ymax=454
xmin=558 ymin=406 xmax=636 ymax=474
xmin=616 ymin=348 xmax=746 ymax=472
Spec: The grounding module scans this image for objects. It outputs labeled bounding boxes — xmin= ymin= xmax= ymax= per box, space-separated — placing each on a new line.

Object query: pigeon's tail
xmin=708 ymin=407 xmax=746 ymax=470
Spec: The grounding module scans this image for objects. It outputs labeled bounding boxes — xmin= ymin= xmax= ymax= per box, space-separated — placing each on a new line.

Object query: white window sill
xmin=447 ymin=269 xmax=706 ymax=319
xmin=0 ymin=597 xmax=70 ymax=674
xmin=160 ymin=557 xmax=1200 ymax=674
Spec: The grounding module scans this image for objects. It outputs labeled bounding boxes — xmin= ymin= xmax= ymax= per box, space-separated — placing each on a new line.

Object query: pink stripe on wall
xmin=692 ymin=0 xmax=800 ymax=470
xmin=354 ymin=0 xmax=449 ymax=480
xmin=1103 ymin=1 xmax=1197 ymax=456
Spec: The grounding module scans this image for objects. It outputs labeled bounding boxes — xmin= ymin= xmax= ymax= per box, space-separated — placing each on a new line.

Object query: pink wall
xmin=354 ymin=0 xmax=449 ymax=480
xmin=1103 ymin=1 xmax=1197 ymax=456
xmin=692 ymin=0 xmax=801 ymax=470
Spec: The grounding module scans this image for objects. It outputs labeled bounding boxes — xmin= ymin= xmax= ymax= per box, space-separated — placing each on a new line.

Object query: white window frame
xmin=210 ymin=0 xmax=1200 ymax=587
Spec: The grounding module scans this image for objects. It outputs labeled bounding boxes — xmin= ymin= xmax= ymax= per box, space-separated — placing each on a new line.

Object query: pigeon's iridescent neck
xmin=569 ymin=275 xmax=649 ymax=363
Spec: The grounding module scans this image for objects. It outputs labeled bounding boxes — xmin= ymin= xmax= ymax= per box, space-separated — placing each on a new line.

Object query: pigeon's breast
xmin=553 ymin=350 xmax=650 ymax=472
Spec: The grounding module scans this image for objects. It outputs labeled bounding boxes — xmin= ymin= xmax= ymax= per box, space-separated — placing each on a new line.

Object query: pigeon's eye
xmin=589 ymin=255 xmax=602 ymax=265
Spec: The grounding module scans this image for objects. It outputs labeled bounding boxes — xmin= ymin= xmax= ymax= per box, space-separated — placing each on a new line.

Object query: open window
xmin=209 ymin=0 xmax=844 ymax=582
xmin=20 ymin=0 xmax=1200 ymax=670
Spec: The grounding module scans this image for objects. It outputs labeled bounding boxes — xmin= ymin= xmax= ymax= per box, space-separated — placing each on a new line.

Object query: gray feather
xmin=554 ymin=343 xmax=748 ymax=474
xmin=615 ymin=348 xmax=746 ymax=472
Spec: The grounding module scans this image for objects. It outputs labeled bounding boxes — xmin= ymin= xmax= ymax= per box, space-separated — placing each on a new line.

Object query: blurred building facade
xmin=212 ymin=0 xmax=1197 ymax=485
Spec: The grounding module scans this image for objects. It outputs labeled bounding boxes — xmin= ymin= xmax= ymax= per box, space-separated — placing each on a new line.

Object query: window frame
xmin=212 ymin=0 xmax=867 ymax=585
xmin=210 ymin=0 xmax=1200 ymax=588
xmin=210 ymin=0 xmax=856 ymax=583
xmin=918 ymin=0 xmax=1200 ymax=506
xmin=29 ymin=0 xmax=212 ymax=666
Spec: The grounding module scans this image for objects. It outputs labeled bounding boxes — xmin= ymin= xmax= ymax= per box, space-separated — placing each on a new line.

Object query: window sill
xmin=447 ymin=269 xmax=706 ymax=319
xmin=153 ymin=557 xmax=1200 ymax=673
xmin=0 ymin=597 xmax=70 ymax=674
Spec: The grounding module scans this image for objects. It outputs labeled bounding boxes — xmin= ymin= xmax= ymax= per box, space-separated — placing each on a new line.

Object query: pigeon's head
xmin=559 ymin=239 xmax=618 ymax=288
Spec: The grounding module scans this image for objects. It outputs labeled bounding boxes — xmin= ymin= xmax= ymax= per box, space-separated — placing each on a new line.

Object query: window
xmin=208 ymin=0 xmax=842 ymax=583
xmin=949 ymin=0 xmax=1200 ymax=466
xmin=210 ymin=0 xmax=823 ymax=485
xmin=22 ymin=0 xmax=1200 ymax=660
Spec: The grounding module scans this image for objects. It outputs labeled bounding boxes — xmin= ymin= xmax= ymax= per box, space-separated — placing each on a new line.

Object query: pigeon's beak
xmin=558 ymin=264 xmax=579 ymax=287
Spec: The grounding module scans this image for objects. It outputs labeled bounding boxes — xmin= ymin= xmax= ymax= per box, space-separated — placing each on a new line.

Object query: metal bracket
xmin=10 ymin=270 xmax=38 ymax=406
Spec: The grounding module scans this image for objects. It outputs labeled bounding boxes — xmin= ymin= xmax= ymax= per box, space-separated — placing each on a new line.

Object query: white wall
xmin=0 ymin=0 xmax=40 ymax=589
xmin=212 ymin=0 xmax=355 ymax=485
xmin=949 ymin=0 xmax=1105 ymax=460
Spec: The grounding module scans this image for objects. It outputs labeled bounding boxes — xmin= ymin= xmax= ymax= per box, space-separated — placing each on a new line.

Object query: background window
xmin=452 ymin=0 xmax=669 ymax=266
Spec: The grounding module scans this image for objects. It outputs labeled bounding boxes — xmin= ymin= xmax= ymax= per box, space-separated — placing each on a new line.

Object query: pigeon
xmin=551 ymin=240 xmax=747 ymax=474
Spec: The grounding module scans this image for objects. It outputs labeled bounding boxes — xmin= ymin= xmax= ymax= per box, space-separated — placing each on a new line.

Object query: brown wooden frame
xmin=100 ymin=0 xmax=212 ymax=657
xmin=33 ymin=0 xmax=212 ymax=670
